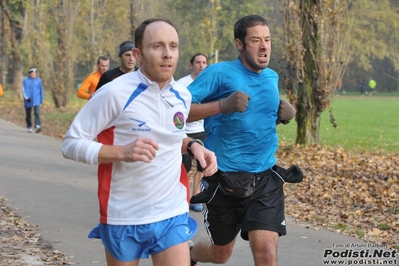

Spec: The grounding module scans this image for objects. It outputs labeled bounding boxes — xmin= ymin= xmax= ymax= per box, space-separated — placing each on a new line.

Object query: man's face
xmin=133 ymin=21 xmax=179 ymax=88
xmin=120 ymin=51 xmax=136 ymax=73
xmin=236 ymin=24 xmax=271 ymax=73
xmin=29 ymin=71 xmax=37 ymax=78
xmin=97 ymin=59 xmax=110 ymax=74
xmin=191 ymin=55 xmax=208 ymax=78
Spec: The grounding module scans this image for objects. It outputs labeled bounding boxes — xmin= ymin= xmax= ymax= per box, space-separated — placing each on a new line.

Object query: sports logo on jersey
xmin=129 ymin=118 xmax=151 ymax=132
xmin=173 ymin=112 xmax=185 ymax=130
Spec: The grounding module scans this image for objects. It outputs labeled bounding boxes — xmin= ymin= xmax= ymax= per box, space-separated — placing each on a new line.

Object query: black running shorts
xmin=195 ymin=168 xmax=286 ymax=245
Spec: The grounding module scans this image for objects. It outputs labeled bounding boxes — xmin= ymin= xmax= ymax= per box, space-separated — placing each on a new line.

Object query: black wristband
xmin=186 ymin=139 xmax=204 ymax=157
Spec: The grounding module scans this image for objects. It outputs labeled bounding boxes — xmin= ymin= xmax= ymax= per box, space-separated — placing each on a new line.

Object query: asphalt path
xmin=0 ymin=118 xmax=379 ymax=266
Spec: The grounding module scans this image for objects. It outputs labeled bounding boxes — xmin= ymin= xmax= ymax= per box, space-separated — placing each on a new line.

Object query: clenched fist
xmin=277 ymin=99 xmax=296 ymax=124
xmin=219 ymin=91 xmax=251 ymax=114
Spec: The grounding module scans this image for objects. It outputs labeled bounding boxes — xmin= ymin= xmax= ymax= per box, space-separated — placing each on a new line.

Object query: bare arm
xmin=276 ymin=99 xmax=296 ymax=125
xmin=187 ymin=101 xmax=221 ymax=122
xmin=188 ymin=91 xmax=250 ymax=122
xmin=98 ymin=137 xmax=159 ymax=164
xmin=182 ymin=137 xmax=218 ymax=177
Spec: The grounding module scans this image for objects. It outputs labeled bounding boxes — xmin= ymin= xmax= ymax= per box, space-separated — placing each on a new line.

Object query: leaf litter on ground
xmin=278 ymin=144 xmax=398 ymax=251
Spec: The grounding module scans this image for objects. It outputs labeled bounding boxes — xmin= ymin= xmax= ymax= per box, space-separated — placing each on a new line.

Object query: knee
xmin=212 ymin=253 xmax=231 ymax=264
xmin=253 ymin=248 xmax=277 ymax=264
xmin=211 ymin=248 xmax=232 ymax=264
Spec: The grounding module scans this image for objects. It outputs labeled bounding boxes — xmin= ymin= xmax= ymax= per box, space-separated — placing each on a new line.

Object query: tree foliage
xmin=278 ymin=0 xmax=399 ymax=146
xmin=0 ymin=0 xmax=398 ymax=121
xmin=0 ymin=0 xmax=27 ymax=98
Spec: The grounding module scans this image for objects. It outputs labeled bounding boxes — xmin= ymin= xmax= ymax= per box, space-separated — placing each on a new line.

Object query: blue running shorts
xmin=88 ymin=213 xmax=198 ymax=262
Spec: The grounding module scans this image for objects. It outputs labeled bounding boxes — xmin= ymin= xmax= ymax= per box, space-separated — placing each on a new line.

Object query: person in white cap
xmin=22 ymin=67 xmax=44 ymax=133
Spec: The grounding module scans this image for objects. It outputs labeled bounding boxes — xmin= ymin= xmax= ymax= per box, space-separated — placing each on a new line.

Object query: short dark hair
xmin=134 ymin=18 xmax=179 ymax=49
xmin=190 ymin=53 xmax=208 ymax=64
xmin=97 ymin=56 xmax=109 ymax=64
xmin=234 ymin=15 xmax=268 ymax=50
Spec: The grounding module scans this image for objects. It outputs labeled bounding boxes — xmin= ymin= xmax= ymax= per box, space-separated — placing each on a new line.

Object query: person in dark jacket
xmin=95 ymin=41 xmax=138 ymax=91
xmin=22 ymin=67 xmax=44 ymax=133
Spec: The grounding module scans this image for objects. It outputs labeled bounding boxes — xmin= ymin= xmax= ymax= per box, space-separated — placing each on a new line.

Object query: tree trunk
xmin=296 ymin=0 xmax=320 ymax=145
xmin=281 ymin=0 xmax=354 ymax=147
xmin=296 ymin=83 xmax=320 ymax=145
xmin=130 ymin=0 xmax=141 ymax=40
xmin=1 ymin=0 xmax=26 ymax=99
xmin=42 ymin=0 xmax=79 ymax=108
xmin=11 ymin=50 xmax=23 ymax=99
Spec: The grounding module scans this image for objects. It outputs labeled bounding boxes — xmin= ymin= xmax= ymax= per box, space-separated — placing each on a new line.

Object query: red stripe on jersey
xmin=97 ymin=126 xmax=115 ymax=223
xmin=180 ymin=164 xmax=190 ymax=204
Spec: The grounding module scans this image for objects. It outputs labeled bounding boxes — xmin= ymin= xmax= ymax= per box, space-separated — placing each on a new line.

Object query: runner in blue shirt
xmin=188 ymin=15 xmax=299 ymax=266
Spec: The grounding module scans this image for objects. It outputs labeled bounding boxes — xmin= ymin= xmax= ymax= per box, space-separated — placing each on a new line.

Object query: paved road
xmin=0 ymin=118 xmax=389 ymax=266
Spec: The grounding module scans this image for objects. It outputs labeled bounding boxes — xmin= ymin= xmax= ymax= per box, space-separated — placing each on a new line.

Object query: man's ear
xmin=132 ymin=48 xmax=141 ymax=63
xmin=235 ymin=38 xmax=243 ymax=51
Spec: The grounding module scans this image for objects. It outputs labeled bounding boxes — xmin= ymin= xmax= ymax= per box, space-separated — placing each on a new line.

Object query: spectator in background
xmin=96 ymin=41 xmax=138 ymax=91
xmin=22 ymin=67 xmax=44 ymax=133
xmin=76 ymin=56 xmax=109 ymax=100
xmin=359 ymin=79 xmax=366 ymax=95
xmin=0 ymin=82 xmax=3 ymax=97
xmin=178 ymin=52 xmax=208 ymax=212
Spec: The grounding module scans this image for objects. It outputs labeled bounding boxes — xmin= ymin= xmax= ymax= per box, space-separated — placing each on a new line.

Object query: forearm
xmin=277 ymin=99 xmax=296 ymax=125
xmin=62 ymin=138 xmax=102 ymax=165
xmin=76 ymin=79 xmax=91 ymax=100
xmin=62 ymin=138 xmax=125 ymax=165
xmin=98 ymin=145 xmax=124 ymax=163
xmin=76 ymin=87 xmax=90 ymax=100
xmin=182 ymin=137 xmax=201 ymax=154
xmin=187 ymin=101 xmax=221 ymax=122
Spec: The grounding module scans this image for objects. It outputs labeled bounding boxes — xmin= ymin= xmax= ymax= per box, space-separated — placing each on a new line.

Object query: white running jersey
xmin=62 ymin=70 xmax=191 ymax=225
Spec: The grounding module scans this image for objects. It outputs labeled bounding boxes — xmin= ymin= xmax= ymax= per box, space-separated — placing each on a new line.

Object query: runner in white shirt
xmin=177 ymin=53 xmax=208 ymax=212
xmin=62 ymin=18 xmax=217 ymax=266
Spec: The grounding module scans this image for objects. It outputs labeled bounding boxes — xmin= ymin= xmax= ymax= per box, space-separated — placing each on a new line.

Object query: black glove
xmin=219 ymin=91 xmax=250 ymax=114
xmin=26 ymin=98 xmax=31 ymax=103
xmin=277 ymin=99 xmax=295 ymax=124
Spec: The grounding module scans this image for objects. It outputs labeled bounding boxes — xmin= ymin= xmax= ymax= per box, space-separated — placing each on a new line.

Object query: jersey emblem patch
xmin=173 ymin=112 xmax=185 ymax=130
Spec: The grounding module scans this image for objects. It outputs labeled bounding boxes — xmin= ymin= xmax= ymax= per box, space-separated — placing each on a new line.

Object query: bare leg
xmin=152 ymin=241 xmax=190 ymax=266
xmin=191 ymin=238 xmax=236 ymax=264
xmin=192 ymin=170 xmax=203 ymax=196
xmin=248 ymin=230 xmax=279 ymax=266
xmin=105 ymin=248 xmax=139 ymax=266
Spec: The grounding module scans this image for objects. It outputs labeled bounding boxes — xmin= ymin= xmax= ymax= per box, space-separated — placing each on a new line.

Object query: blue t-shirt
xmin=188 ymin=59 xmax=279 ymax=172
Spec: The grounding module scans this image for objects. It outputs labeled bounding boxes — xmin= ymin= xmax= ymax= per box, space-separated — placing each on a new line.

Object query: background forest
xmin=1 ymin=0 xmax=398 ymax=98
xmin=1 ymin=0 xmax=399 ymax=146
